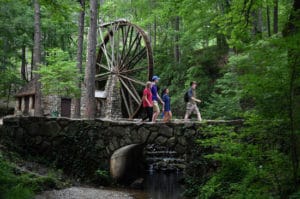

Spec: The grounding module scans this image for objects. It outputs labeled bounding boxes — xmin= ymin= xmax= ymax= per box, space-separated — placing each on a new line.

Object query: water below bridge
xmin=36 ymin=171 xmax=184 ymax=199
xmin=36 ymin=145 xmax=185 ymax=199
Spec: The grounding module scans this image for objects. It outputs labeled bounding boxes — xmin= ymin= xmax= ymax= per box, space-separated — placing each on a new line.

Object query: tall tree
xmin=83 ymin=0 xmax=98 ymax=119
xmin=21 ymin=45 xmax=27 ymax=81
xmin=266 ymin=3 xmax=271 ymax=36
xmin=174 ymin=16 xmax=180 ymax=65
xmin=273 ymin=0 xmax=278 ymax=34
xmin=282 ymin=0 xmax=300 ymax=189
xmin=74 ymin=0 xmax=85 ymax=118
xmin=33 ymin=0 xmax=43 ymax=116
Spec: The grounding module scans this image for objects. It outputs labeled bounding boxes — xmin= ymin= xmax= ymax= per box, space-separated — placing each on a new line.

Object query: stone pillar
xmin=29 ymin=96 xmax=34 ymax=116
xmin=14 ymin=98 xmax=21 ymax=116
xmin=104 ymin=75 xmax=122 ymax=119
xmin=21 ymin=97 xmax=25 ymax=112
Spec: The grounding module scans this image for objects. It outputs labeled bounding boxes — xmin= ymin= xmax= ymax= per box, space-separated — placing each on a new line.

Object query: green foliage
xmin=0 ymin=148 xmax=70 ymax=198
xmin=37 ymin=48 xmax=80 ymax=98
xmin=0 ymin=154 xmax=34 ymax=199
xmin=196 ymin=123 xmax=295 ymax=199
xmin=95 ymin=169 xmax=111 ymax=185
xmin=0 ymin=68 xmax=24 ymax=99
xmin=203 ymin=71 xmax=242 ymax=119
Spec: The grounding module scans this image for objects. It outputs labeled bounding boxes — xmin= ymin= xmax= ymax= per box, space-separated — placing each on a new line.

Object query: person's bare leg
xmin=184 ymin=112 xmax=189 ymax=121
xmin=163 ymin=112 xmax=168 ymax=122
xmin=197 ymin=112 xmax=202 ymax=121
xmin=152 ymin=111 xmax=159 ymax=122
xmin=152 ymin=112 xmax=156 ymax=122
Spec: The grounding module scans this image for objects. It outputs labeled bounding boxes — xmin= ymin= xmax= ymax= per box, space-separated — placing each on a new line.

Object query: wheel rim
xmin=95 ymin=20 xmax=154 ymax=119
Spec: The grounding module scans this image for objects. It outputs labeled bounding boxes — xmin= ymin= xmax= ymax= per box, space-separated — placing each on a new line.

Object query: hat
xmin=152 ymin=75 xmax=160 ymax=81
xmin=190 ymin=81 xmax=197 ymax=86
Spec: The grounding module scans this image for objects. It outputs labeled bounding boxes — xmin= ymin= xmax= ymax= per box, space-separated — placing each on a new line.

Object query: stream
xmin=36 ymin=145 xmax=185 ymax=199
xmin=35 ymin=172 xmax=184 ymax=199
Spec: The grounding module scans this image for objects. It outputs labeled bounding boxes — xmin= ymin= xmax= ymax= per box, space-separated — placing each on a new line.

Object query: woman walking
xmin=162 ymin=88 xmax=172 ymax=122
xmin=142 ymin=81 xmax=153 ymax=122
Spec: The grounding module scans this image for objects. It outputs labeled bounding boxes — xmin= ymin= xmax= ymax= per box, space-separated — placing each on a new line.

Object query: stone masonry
xmin=0 ymin=116 xmax=243 ymax=180
xmin=104 ymin=75 xmax=122 ymax=119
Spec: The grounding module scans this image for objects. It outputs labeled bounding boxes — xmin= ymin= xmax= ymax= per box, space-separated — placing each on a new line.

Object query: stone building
xmin=14 ymin=79 xmax=73 ymax=117
xmin=14 ymin=78 xmax=124 ymax=119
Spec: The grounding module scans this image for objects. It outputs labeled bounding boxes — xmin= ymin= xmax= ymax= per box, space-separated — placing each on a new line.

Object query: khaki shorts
xmin=153 ymin=101 xmax=160 ymax=112
xmin=185 ymin=102 xmax=200 ymax=115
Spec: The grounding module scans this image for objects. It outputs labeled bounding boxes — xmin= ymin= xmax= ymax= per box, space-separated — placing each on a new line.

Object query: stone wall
xmin=0 ymin=116 xmax=242 ymax=181
xmin=104 ymin=75 xmax=122 ymax=119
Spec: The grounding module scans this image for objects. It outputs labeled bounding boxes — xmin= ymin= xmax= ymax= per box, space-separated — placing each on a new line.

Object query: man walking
xmin=184 ymin=81 xmax=202 ymax=121
xmin=151 ymin=75 xmax=164 ymax=122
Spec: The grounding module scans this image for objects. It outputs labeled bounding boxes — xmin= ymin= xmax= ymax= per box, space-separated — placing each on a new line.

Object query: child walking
xmin=162 ymin=88 xmax=172 ymax=122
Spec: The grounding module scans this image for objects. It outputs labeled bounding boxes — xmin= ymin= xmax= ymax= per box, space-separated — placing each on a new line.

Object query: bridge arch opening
xmin=109 ymin=143 xmax=186 ymax=186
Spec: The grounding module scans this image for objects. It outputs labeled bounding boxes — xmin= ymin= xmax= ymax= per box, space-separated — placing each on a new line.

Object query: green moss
xmin=0 ymin=150 xmax=70 ymax=198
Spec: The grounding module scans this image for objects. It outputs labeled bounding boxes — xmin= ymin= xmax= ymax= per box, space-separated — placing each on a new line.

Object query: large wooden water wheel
xmin=95 ymin=19 xmax=154 ymax=119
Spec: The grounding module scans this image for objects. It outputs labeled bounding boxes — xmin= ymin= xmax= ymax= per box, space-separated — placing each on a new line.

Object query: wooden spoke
xmin=96 ymin=63 xmax=110 ymax=71
xmin=119 ymin=26 xmax=130 ymax=66
xmin=119 ymin=78 xmax=141 ymax=104
xmin=100 ymin=43 xmax=112 ymax=70
xmin=108 ymin=27 xmax=115 ymax=68
xmin=120 ymin=85 xmax=132 ymax=117
xmin=120 ymin=34 xmax=141 ymax=69
xmin=95 ymin=75 xmax=109 ymax=82
xmin=95 ymin=71 xmax=111 ymax=78
xmin=127 ymin=79 xmax=141 ymax=104
xmin=120 ymin=66 xmax=147 ymax=74
xmin=119 ymin=74 xmax=145 ymax=86
xmin=126 ymin=47 xmax=147 ymax=68
xmin=99 ymin=28 xmax=110 ymax=68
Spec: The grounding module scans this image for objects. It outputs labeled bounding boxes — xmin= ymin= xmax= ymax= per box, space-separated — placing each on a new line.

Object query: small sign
xmin=95 ymin=90 xmax=107 ymax=98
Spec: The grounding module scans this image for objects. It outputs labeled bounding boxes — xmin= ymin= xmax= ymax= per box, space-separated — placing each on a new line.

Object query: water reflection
xmin=144 ymin=172 xmax=184 ymax=199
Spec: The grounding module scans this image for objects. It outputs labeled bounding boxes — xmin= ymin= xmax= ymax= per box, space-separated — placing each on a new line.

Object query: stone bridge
xmin=0 ymin=116 xmax=242 ymax=183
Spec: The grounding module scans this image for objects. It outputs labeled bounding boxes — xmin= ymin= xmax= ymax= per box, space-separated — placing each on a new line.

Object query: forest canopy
xmin=0 ymin=0 xmax=299 ymax=198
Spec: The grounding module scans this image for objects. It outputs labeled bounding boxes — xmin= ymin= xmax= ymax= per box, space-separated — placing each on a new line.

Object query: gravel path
xmin=35 ymin=187 xmax=135 ymax=199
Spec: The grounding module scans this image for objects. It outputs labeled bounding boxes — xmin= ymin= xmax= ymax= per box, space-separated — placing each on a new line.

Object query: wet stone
xmin=158 ymin=125 xmax=173 ymax=138
xmin=138 ymin=127 xmax=150 ymax=142
xmin=95 ymin=139 xmax=105 ymax=149
xmin=175 ymin=144 xmax=185 ymax=154
xmin=112 ymin=137 xmax=119 ymax=149
xmin=34 ymin=136 xmax=43 ymax=145
xmin=156 ymin=136 xmax=168 ymax=144
xmin=178 ymin=137 xmax=187 ymax=146
xmin=166 ymin=137 xmax=177 ymax=147
xmin=147 ymin=131 xmax=158 ymax=143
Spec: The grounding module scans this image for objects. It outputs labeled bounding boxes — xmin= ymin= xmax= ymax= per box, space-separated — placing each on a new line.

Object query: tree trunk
xmin=33 ymin=0 xmax=43 ymax=116
xmin=154 ymin=16 xmax=157 ymax=49
xmin=31 ymin=47 xmax=34 ymax=80
xmin=273 ymin=0 xmax=278 ymax=34
xmin=21 ymin=45 xmax=27 ymax=81
xmin=266 ymin=4 xmax=271 ymax=37
xmin=174 ymin=16 xmax=180 ymax=65
xmin=83 ymin=0 xmax=98 ymax=119
xmin=6 ymin=84 xmax=11 ymax=109
xmin=74 ymin=0 xmax=85 ymax=118
xmin=282 ymin=0 xmax=300 ymax=189
xmin=252 ymin=8 xmax=263 ymax=38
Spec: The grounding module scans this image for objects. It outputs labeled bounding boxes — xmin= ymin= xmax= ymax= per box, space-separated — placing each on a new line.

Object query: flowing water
xmin=36 ymin=145 xmax=185 ymax=199
xmin=142 ymin=171 xmax=184 ymax=199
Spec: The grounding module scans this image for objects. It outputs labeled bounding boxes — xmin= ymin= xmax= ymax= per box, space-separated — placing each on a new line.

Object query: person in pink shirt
xmin=142 ymin=81 xmax=153 ymax=122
